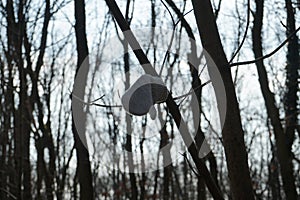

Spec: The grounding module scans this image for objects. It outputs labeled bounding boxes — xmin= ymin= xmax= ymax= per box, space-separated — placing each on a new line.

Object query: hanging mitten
xmin=121 ymin=74 xmax=168 ymax=118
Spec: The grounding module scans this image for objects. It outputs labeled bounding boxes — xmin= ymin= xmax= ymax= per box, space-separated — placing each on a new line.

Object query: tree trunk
xmin=104 ymin=0 xmax=223 ymax=198
xmin=252 ymin=0 xmax=297 ymax=199
xmin=124 ymin=49 xmax=138 ymax=200
xmin=6 ymin=0 xmax=33 ymax=199
xmin=73 ymin=0 xmax=94 ymax=199
xmin=284 ymin=0 xmax=299 ymax=158
xmin=191 ymin=1 xmax=255 ymax=199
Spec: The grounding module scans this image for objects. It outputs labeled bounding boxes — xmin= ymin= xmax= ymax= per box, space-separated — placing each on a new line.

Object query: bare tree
xmin=72 ymin=0 xmax=94 ymax=199
xmin=284 ymin=0 xmax=299 ymax=162
xmin=191 ymin=0 xmax=255 ymax=199
xmin=252 ymin=0 xmax=297 ymax=199
xmin=104 ymin=0 xmax=223 ymax=199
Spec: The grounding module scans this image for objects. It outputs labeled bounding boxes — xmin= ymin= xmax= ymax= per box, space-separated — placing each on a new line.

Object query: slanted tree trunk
xmin=166 ymin=1 xmax=221 ymax=197
xmin=104 ymin=0 xmax=223 ymax=199
xmin=252 ymin=0 xmax=297 ymax=199
xmin=191 ymin=0 xmax=254 ymax=199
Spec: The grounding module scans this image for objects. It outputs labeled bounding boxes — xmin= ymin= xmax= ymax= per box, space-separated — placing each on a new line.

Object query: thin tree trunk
xmin=190 ymin=49 xmax=206 ymax=200
xmin=73 ymin=0 xmax=94 ymax=199
xmin=284 ymin=0 xmax=299 ymax=158
xmin=252 ymin=1 xmax=297 ymax=199
xmin=124 ymin=48 xmax=138 ymax=200
xmin=157 ymin=108 xmax=172 ymax=200
xmin=166 ymin=1 xmax=221 ymax=197
xmin=6 ymin=0 xmax=33 ymax=199
xmin=268 ymin=138 xmax=282 ymax=200
xmin=0 ymin=22 xmax=14 ymax=200
xmin=123 ymin=1 xmax=139 ymax=197
xmin=139 ymin=121 xmax=147 ymax=200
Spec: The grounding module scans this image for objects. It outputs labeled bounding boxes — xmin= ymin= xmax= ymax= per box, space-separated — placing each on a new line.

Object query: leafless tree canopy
xmin=0 ymin=0 xmax=299 ymax=199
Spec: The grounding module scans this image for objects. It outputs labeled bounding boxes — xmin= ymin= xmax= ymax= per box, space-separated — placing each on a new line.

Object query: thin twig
xmin=159 ymin=2 xmax=193 ymax=76
xmin=175 ymin=80 xmax=211 ymax=102
xmin=292 ymin=153 xmax=300 ymax=165
xmin=202 ymin=111 xmax=223 ymax=145
xmin=0 ymin=188 xmax=17 ymax=200
xmin=181 ymin=153 xmax=200 ymax=177
xmin=214 ymin=0 xmax=223 ymax=19
xmin=174 ymin=9 xmax=194 ymax=27
xmin=90 ymin=95 xmax=105 ymax=103
xmin=230 ymin=26 xmax=300 ymax=67
xmin=229 ymin=0 xmax=251 ymax=63
xmin=159 ymin=0 xmax=177 ymax=76
xmin=160 ymin=0 xmax=175 ymax=26
xmin=71 ymin=90 xmax=121 ymax=108
xmin=159 ymin=29 xmax=176 ymax=76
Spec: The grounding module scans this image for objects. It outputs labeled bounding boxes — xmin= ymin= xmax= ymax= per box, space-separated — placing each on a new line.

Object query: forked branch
xmin=104 ymin=0 xmax=223 ymax=199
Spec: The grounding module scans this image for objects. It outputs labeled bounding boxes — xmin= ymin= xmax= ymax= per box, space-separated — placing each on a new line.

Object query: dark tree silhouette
xmin=191 ymin=0 xmax=255 ymax=199
xmin=72 ymin=0 xmax=94 ymax=199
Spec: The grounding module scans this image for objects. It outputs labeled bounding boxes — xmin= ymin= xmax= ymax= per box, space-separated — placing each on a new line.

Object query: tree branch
xmin=104 ymin=0 xmax=223 ymax=199
xmin=230 ymin=26 xmax=300 ymax=67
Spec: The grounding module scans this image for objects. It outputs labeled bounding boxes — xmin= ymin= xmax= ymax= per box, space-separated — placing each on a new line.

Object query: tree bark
xmin=73 ymin=0 xmax=94 ymax=199
xmin=191 ymin=0 xmax=255 ymax=199
xmin=252 ymin=0 xmax=297 ymax=199
xmin=284 ymin=0 xmax=299 ymax=157
xmin=6 ymin=0 xmax=33 ymax=199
